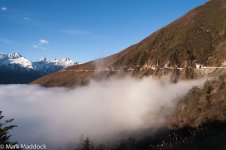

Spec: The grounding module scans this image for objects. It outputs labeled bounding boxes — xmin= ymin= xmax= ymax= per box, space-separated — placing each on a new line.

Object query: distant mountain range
xmin=0 ymin=53 xmax=77 ymax=84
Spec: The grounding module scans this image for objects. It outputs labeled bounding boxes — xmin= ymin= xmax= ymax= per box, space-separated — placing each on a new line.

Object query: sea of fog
xmin=0 ymin=77 xmax=204 ymax=149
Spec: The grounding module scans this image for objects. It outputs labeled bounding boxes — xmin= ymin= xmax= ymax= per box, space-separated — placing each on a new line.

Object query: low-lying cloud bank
xmin=0 ymin=77 xmax=204 ymax=149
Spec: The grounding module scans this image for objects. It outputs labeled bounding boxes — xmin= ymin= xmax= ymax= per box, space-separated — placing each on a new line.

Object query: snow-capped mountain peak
xmin=0 ymin=52 xmax=77 ymax=73
xmin=11 ymin=56 xmax=33 ymax=69
xmin=0 ymin=53 xmax=7 ymax=60
xmin=39 ymin=57 xmax=47 ymax=62
xmin=36 ymin=57 xmax=76 ymax=67
xmin=0 ymin=53 xmax=33 ymax=69
xmin=8 ymin=53 xmax=22 ymax=59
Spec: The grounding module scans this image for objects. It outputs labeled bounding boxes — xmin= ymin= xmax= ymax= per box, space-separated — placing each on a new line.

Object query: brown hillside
xmin=170 ymin=74 xmax=226 ymax=128
xmin=32 ymin=0 xmax=226 ymax=87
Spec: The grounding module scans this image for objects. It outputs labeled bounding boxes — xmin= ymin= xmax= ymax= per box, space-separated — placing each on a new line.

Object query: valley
xmin=1 ymin=0 xmax=226 ymax=149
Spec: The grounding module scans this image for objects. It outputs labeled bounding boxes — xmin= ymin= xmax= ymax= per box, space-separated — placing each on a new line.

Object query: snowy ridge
xmin=0 ymin=53 xmax=33 ymax=69
xmin=0 ymin=53 xmax=77 ymax=73
xmin=36 ymin=57 xmax=75 ymax=68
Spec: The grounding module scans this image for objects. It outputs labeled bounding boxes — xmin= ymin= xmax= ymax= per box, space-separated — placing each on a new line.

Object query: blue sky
xmin=0 ymin=0 xmax=208 ymax=63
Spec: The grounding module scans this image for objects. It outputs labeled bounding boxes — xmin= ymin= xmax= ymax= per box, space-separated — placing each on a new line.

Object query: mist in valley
xmin=0 ymin=77 xmax=204 ymax=149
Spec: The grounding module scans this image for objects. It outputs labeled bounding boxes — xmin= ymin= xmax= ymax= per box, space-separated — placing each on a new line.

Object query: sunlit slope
xmin=32 ymin=0 xmax=226 ymax=87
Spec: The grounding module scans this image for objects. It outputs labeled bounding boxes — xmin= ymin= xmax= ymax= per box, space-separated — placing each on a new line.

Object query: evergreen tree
xmin=0 ymin=111 xmax=17 ymax=145
xmin=82 ymin=137 xmax=91 ymax=150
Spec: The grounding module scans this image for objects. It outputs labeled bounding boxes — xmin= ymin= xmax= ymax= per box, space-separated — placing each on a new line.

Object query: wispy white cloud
xmin=60 ymin=29 xmax=91 ymax=36
xmin=33 ymin=44 xmax=38 ymax=48
xmin=1 ymin=7 xmax=7 ymax=11
xmin=33 ymin=39 xmax=49 ymax=49
xmin=0 ymin=7 xmax=41 ymax=26
xmin=0 ymin=38 xmax=16 ymax=45
xmin=23 ymin=17 xmax=30 ymax=20
xmin=33 ymin=44 xmax=47 ymax=50
xmin=39 ymin=39 xmax=49 ymax=45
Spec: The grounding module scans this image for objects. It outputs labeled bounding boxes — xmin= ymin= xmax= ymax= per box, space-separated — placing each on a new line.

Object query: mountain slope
xmin=0 ymin=53 xmax=77 ymax=84
xmin=74 ymin=71 xmax=226 ymax=150
xmin=32 ymin=0 xmax=226 ymax=87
